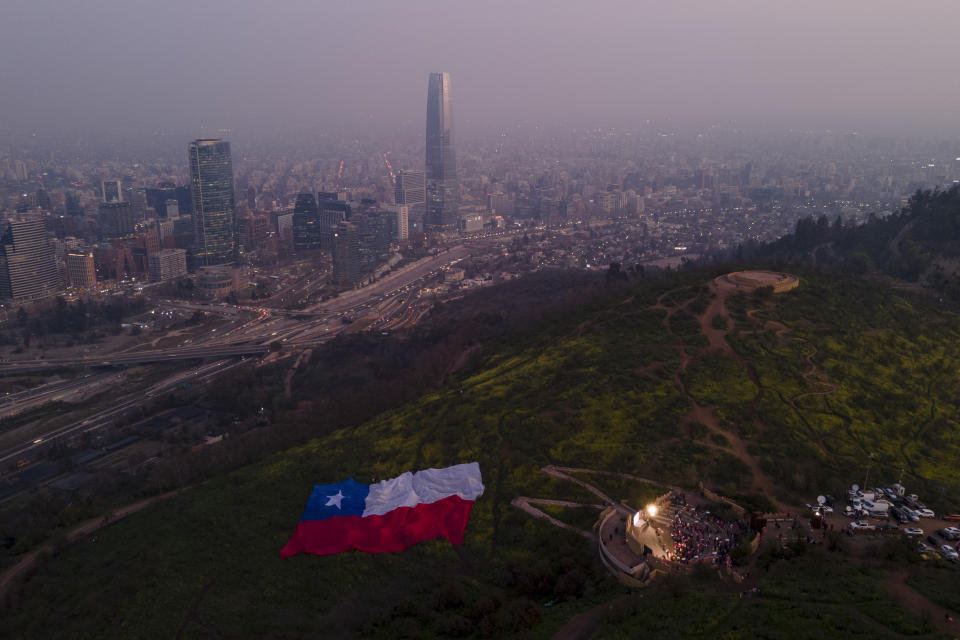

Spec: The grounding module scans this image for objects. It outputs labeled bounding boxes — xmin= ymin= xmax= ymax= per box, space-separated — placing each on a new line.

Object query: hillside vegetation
xmin=4 ymin=267 xmax=960 ymax=639
xmin=751 ymin=185 xmax=960 ymax=302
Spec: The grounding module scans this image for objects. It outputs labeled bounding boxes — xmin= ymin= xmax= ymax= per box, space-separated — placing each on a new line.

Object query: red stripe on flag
xmin=280 ymin=494 xmax=475 ymax=558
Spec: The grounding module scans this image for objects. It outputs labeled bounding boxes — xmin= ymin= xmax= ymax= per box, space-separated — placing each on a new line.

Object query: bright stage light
xmin=646 ymin=504 xmax=658 ymax=518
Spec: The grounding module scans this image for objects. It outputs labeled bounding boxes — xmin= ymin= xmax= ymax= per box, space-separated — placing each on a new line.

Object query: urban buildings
xmin=145 ymin=183 xmax=191 ymax=218
xmin=0 ymin=218 xmax=61 ymax=301
xmin=331 ymin=208 xmax=393 ymax=287
xmin=98 ymin=201 xmax=137 ymax=239
xmin=331 ymin=221 xmax=360 ymax=286
xmin=425 ymin=72 xmax=458 ymax=233
xmin=318 ymin=199 xmax=351 ymax=253
xmin=395 ymin=205 xmax=409 ymax=241
xmin=292 ymin=192 xmax=321 ymax=251
xmin=66 ymin=251 xmax=97 ymax=289
xmin=188 ymin=139 xmax=236 ymax=266
xmin=395 ymin=169 xmax=425 ymax=216
xmin=148 ymin=248 xmax=187 ymax=282
xmin=196 ymin=266 xmax=239 ymax=299
xmin=101 ymin=180 xmax=122 ymax=203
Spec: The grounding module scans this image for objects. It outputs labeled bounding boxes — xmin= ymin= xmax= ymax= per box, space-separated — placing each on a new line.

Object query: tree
xmin=605 ymin=262 xmax=628 ymax=283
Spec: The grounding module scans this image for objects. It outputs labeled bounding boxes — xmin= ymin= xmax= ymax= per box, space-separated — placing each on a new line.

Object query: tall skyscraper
xmin=395 ymin=170 xmax=426 ymax=208
xmin=188 ymin=139 xmax=235 ymax=266
xmin=292 ymin=192 xmax=321 ymax=251
xmin=425 ymin=72 xmax=458 ymax=233
xmin=0 ymin=218 xmax=62 ymax=301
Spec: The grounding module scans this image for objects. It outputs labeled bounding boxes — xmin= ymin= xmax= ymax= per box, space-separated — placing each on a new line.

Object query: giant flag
xmin=280 ymin=462 xmax=484 ymax=557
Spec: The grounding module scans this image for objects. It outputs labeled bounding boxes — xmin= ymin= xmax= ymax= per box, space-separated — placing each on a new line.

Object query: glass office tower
xmin=189 ymin=139 xmax=235 ymax=266
xmin=425 ymin=72 xmax=458 ymax=233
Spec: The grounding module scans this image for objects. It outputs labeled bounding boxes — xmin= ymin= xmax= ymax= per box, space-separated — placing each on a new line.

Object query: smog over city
xmin=3 ymin=0 xmax=960 ymax=137
xmin=1 ymin=2 xmax=960 ymax=639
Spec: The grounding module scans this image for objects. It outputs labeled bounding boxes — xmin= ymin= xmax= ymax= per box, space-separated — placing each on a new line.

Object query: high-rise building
xmin=0 ymin=218 xmax=62 ymax=301
xmin=332 ymin=221 xmax=361 ymax=286
xmin=99 ymin=201 xmax=137 ymax=238
xmin=395 ymin=205 xmax=409 ymax=241
xmin=188 ymin=139 xmax=235 ymax=266
xmin=292 ymin=192 xmax=321 ymax=251
xmin=275 ymin=212 xmax=294 ymax=253
xmin=35 ymin=188 xmax=51 ymax=211
xmin=425 ymin=72 xmax=458 ymax=232
xmin=318 ymin=200 xmax=351 ymax=252
xmin=102 ymin=179 xmax=123 ymax=203
xmin=149 ymin=248 xmax=188 ymax=282
xmin=395 ymin=170 xmax=426 ymax=208
xmin=66 ymin=251 xmax=97 ymax=289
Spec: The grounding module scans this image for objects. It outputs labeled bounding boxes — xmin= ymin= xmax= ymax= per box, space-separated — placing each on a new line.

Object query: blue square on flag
xmin=300 ymin=478 xmax=369 ymax=521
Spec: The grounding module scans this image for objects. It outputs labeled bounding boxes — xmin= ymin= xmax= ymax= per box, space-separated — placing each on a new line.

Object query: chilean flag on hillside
xmin=280 ymin=463 xmax=484 ymax=558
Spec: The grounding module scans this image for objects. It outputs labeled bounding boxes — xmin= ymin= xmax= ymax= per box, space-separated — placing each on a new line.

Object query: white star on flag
xmin=325 ymin=490 xmax=345 ymax=509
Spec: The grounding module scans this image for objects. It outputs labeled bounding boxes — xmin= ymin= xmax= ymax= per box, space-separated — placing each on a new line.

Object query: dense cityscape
xmin=2 ymin=1 xmax=960 ymax=638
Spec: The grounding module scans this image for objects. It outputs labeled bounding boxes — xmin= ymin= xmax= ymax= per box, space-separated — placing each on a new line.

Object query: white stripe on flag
xmin=362 ymin=462 xmax=484 ymax=517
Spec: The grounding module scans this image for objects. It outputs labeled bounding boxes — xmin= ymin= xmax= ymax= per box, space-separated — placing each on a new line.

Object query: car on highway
xmin=903 ymin=527 xmax=923 ymax=536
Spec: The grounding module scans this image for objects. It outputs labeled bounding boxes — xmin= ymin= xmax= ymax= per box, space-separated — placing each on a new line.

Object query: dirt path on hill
xmin=284 ymin=348 xmax=312 ymax=398
xmin=675 ymin=285 xmax=793 ymax=511
xmin=0 ymin=490 xmax=181 ymax=607
xmin=542 ymin=465 xmax=627 ymax=513
xmin=552 ymin=595 xmax=633 ymax=640
xmin=884 ymin=569 xmax=958 ymax=637
xmin=510 ymin=497 xmax=600 ymax=541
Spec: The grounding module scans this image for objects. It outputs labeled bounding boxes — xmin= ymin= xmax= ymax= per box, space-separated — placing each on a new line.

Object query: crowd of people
xmin=668 ymin=504 xmax=748 ymax=565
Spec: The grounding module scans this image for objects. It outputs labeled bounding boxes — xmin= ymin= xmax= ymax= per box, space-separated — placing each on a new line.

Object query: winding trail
xmin=0 ymin=489 xmax=181 ymax=607
xmin=883 ymin=569 xmax=958 ymax=637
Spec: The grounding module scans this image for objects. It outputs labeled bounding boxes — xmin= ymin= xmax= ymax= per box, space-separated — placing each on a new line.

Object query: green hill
xmin=751 ymin=185 xmax=960 ymax=302
xmin=4 ymin=268 xmax=960 ymax=639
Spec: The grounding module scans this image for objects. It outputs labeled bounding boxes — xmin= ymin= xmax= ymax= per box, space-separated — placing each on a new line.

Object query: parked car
xmin=916 ymin=508 xmax=935 ymax=518
xmin=939 ymin=545 xmax=959 ymax=561
xmin=941 ymin=527 xmax=960 ymax=540
xmin=902 ymin=508 xmax=920 ymax=522
xmin=917 ymin=542 xmax=934 ymax=553
xmin=850 ymin=521 xmax=875 ymax=531
xmin=903 ymin=527 xmax=923 ymax=536
xmin=926 ymin=535 xmax=940 ymax=546
xmin=943 ymin=514 xmax=960 ymax=522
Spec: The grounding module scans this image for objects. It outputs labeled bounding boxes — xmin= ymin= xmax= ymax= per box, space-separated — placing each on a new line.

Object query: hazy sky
xmin=3 ymin=0 xmax=960 ymax=137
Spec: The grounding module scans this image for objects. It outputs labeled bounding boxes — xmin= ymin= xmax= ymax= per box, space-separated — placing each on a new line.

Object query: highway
xmin=0 ymin=358 xmax=247 ymax=469
xmin=0 ymin=238 xmax=500 ymax=472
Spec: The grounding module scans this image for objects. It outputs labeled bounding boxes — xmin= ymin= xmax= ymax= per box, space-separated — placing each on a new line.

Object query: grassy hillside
xmin=4 ymin=268 xmax=960 ymax=638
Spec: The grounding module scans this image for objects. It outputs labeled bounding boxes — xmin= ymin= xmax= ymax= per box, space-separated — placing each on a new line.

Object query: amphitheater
xmin=715 ymin=270 xmax=799 ymax=294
